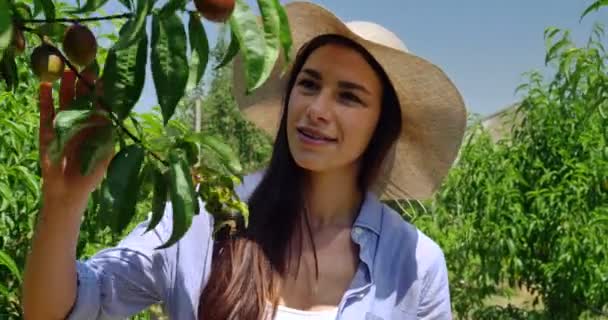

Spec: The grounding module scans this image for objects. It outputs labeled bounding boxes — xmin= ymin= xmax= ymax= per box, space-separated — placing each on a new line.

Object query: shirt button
xmin=353 ymin=227 xmax=363 ymax=236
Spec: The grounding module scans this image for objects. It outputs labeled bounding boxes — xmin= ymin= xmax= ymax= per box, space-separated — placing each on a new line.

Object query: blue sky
xmin=99 ymin=0 xmax=608 ymax=116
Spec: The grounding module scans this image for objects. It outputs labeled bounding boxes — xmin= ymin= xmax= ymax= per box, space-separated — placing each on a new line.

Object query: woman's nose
xmin=306 ymin=92 xmax=332 ymax=123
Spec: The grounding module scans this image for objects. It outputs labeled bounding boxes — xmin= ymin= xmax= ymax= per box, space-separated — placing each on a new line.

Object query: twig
xmin=21 ymin=13 xmax=133 ymax=24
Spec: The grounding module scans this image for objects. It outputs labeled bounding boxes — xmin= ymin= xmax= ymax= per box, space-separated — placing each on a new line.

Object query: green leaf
xmin=70 ymin=0 xmax=110 ymax=14
xmin=101 ymin=25 xmax=148 ymax=121
xmin=215 ymin=29 xmax=240 ymax=70
xmin=79 ymin=125 xmax=114 ymax=176
xmin=13 ymin=3 xmax=33 ymax=21
xmin=544 ymin=27 xmax=561 ymax=42
xmin=49 ymin=110 xmax=111 ymax=164
xmin=174 ymin=138 xmax=199 ymax=166
xmin=99 ymin=144 xmax=145 ymax=233
xmin=144 ymin=166 xmax=168 ymax=234
xmin=229 ymin=0 xmax=266 ymax=93
xmin=151 ymin=12 xmax=188 ymax=125
xmin=545 ymin=32 xmax=571 ymax=65
xmin=13 ymin=166 xmax=39 ymax=195
xmin=113 ymin=0 xmax=151 ymax=50
xmin=580 ymin=0 xmax=608 ymax=21
xmin=158 ymin=0 xmax=187 ymax=17
xmin=0 ymin=182 xmax=12 ymax=212
xmin=156 ymin=150 xmax=196 ymax=249
xmin=35 ymin=0 xmax=55 ymax=20
xmin=186 ymin=11 xmax=209 ymax=91
xmin=36 ymin=22 xmax=66 ymax=43
xmin=0 ymin=250 xmax=21 ymax=282
xmin=188 ymin=133 xmax=242 ymax=174
xmin=273 ymin=0 xmax=292 ymax=64
xmin=254 ymin=0 xmax=281 ymax=90
xmin=0 ymin=0 xmax=13 ymax=52
xmin=117 ymin=0 xmax=132 ymax=10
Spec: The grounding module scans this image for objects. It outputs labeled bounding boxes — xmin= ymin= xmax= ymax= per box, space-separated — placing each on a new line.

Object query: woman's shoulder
xmin=376 ymin=202 xmax=447 ymax=277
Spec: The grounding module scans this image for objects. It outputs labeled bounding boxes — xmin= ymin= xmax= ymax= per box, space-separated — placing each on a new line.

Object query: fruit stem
xmin=20 ymin=13 xmax=133 ymax=24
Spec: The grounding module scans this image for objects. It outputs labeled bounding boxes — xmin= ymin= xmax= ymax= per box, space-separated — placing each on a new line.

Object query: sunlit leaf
xmin=580 ymin=0 xmax=608 ymax=21
xmin=144 ymin=166 xmax=168 ymax=234
xmin=102 ymin=23 xmax=148 ymax=121
xmin=215 ymin=29 xmax=240 ymax=70
xmin=273 ymin=0 xmax=292 ymax=64
xmin=229 ymin=0 xmax=265 ymax=93
xmin=0 ymin=250 xmax=21 ymax=282
xmin=156 ymin=150 xmax=196 ymax=249
xmin=186 ymin=11 xmax=209 ymax=91
xmin=0 ymin=0 xmax=13 ymax=52
xmin=113 ymin=0 xmax=151 ymax=50
xmin=13 ymin=166 xmax=39 ymax=195
xmin=49 ymin=110 xmax=111 ymax=164
xmin=151 ymin=12 xmax=188 ymax=125
xmin=187 ymin=133 xmax=242 ymax=174
xmin=70 ymin=0 xmax=110 ymax=14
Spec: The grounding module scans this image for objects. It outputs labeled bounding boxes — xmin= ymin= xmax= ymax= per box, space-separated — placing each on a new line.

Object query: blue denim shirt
xmin=67 ymin=171 xmax=452 ymax=319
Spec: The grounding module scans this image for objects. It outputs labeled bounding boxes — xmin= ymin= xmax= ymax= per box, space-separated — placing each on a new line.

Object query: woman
xmin=22 ymin=2 xmax=466 ymax=320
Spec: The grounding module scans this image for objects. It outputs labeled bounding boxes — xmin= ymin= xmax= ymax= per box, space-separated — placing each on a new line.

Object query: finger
xmin=75 ymin=69 xmax=97 ymax=98
xmin=59 ymin=69 xmax=77 ymax=110
xmin=93 ymin=79 xmax=107 ymax=112
xmin=39 ymin=82 xmax=55 ymax=158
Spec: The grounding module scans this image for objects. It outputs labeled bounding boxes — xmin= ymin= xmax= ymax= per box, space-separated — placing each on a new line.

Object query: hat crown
xmin=345 ymin=21 xmax=409 ymax=53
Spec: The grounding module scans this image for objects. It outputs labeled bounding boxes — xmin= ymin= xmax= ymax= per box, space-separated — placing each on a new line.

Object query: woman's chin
xmin=293 ymin=155 xmax=330 ymax=172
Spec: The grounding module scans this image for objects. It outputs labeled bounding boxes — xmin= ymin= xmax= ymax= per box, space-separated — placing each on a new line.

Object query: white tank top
xmin=270 ymin=304 xmax=339 ymax=320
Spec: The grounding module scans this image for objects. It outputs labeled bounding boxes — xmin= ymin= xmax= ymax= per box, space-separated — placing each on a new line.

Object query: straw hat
xmin=233 ymin=1 xmax=467 ymax=200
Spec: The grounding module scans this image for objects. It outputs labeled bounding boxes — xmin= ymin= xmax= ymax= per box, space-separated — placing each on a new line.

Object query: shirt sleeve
xmin=417 ymin=234 xmax=453 ymax=319
xmin=66 ymin=205 xmax=176 ymax=320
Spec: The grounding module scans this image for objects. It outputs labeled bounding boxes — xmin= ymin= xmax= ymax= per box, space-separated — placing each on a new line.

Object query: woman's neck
xmin=304 ymin=166 xmax=363 ymax=230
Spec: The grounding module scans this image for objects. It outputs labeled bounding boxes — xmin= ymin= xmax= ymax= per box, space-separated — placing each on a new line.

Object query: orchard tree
xmin=0 ymin=0 xmax=292 ymax=249
xmin=412 ymin=2 xmax=608 ymax=319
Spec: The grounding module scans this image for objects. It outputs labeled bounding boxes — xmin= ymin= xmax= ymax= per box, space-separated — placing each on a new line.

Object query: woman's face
xmin=286 ymin=44 xmax=383 ymax=174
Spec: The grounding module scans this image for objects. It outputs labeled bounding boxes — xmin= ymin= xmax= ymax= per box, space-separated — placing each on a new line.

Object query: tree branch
xmin=20 ymin=13 xmax=133 ymax=24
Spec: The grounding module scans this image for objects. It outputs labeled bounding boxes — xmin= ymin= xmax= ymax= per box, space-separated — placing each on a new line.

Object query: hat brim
xmin=233 ymin=1 xmax=467 ymax=200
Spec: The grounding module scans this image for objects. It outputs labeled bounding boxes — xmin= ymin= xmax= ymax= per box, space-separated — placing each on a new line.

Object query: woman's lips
xmin=297 ymin=128 xmax=337 ymax=145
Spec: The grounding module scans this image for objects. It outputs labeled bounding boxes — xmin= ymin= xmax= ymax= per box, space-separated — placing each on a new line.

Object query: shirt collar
xmin=352 ymin=191 xmax=383 ymax=236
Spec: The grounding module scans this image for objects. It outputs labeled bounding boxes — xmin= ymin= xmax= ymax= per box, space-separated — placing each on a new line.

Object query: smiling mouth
xmin=297 ymin=127 xmax=337 ymax=143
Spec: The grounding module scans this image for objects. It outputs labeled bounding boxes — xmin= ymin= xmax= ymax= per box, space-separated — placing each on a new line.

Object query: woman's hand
xmin=39 ymin=69 xmax=113 ymax=209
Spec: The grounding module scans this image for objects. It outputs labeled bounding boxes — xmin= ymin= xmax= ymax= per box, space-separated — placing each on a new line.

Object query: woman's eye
xmin=297 ymin=79 xmax=318 ymax=91
xmin=339 ymin=91 xmax=363 ymax=105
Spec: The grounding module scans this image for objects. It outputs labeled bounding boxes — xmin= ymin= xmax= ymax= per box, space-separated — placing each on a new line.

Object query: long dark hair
xmin=199 ymin=34 xmax=402 ymax=320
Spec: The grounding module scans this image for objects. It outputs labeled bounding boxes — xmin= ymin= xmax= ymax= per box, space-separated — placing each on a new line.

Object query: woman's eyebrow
xmin=337 ymin=81 xmax=371 ymax=95
xmin=302 ymin=68 xmax=321 ymax=79
xmin=302 ymin=68 xmax=370 ymax=95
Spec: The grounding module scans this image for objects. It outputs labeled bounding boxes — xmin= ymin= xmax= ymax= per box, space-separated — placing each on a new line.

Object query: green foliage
xmin=0 ymin=46 xmax=42 ymax=319
xmin=102 ymin=21 xmax=148 ymax=121
xmin=188 ymin=32 xmax=273 ymax=173
xmin=409 ymin=18 xmax=608 ymax=320
xmin=151 ymin=11 xmax=189 ymax=125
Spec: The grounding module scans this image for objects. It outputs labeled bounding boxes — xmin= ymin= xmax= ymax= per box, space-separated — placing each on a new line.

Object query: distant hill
xmin=480 ymin=102 xmax=522 ymax=142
